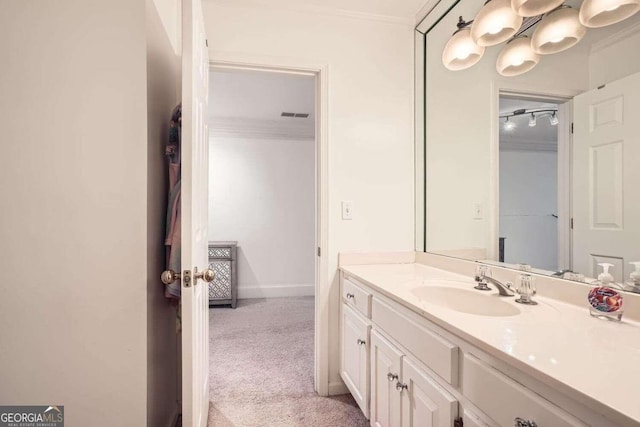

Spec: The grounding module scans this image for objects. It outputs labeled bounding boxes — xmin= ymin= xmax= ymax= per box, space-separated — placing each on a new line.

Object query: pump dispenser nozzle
xmin=597 ymin=263 xmax=615 ymax=284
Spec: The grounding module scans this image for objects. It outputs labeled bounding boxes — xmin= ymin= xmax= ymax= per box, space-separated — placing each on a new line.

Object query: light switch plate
xmin=473 ymin=203 xmax=483 ymax=220
xmin=342 ymin=201 xmax=353 ymax=220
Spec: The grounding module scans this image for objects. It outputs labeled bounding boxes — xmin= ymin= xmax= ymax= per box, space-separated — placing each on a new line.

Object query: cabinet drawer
xmin=463 ymin=354 xmax=586 ymax=427
xmin=372 ymin=297 xmax=458 ymax=386
xmin=343 ymin=276 xmax=372 ymax=318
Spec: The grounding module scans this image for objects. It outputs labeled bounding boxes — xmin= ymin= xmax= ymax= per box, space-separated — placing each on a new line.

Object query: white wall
xmin=589 ymin=24 xmax=640 ymax=88
xmin=424 ymin=0 xmax=590 ymax=258
xmin=500 ymin=150 xmax=558 ymax=271
xmin=209 ymin=136 xmax=315 ymax=298
xmin=0 ymin=1 xmax=179 ymax=425
xmin=203 ymin=2 xmax=415 ymax=392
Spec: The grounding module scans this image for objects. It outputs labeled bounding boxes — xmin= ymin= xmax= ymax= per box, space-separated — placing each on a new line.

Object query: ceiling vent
xmin=281 ymin=112 xmax=309 ymax=118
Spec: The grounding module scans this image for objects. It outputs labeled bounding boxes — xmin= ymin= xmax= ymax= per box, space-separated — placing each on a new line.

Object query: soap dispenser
xmin=588 ymin=263 xmax=624 ymax=321
xmin=625 ymin=262 xmax=640 ymax=294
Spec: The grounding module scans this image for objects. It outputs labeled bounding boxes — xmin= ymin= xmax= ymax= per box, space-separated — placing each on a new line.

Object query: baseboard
xmin=237 ymin=283 xmax=315 ymax=299
xmin=328 ymin=380 xmax=348 ymax=396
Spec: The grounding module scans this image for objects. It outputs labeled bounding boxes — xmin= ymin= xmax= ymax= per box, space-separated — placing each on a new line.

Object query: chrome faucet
xmin=474 ymin=265 xmax=514 ymax=296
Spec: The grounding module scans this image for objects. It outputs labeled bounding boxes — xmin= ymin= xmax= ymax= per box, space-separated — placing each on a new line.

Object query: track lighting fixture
xmin=504 ymin=116 xmax=516 ymax=131
xmin=500 ymin=108 xmax=558 ymax=130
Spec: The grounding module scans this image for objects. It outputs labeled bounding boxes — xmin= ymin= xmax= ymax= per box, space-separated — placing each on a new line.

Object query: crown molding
xmin=590 ymin=19 xmax=640 ymax=54
xmin=208 ymin=0 xmax=414 ymax=26
xmin=210 ymin=116 xmax=315 ymax=140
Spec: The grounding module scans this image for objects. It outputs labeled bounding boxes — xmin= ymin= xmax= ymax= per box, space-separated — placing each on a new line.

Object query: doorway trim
xmin=209 ymin=52 xmax=330 ymax=397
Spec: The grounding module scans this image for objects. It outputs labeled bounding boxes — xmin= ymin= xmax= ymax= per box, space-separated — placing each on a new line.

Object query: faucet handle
xmin=475 ymin=264 xmax=490 ymax=280
xmin=515 ymin=274 xmax=537 ymax=305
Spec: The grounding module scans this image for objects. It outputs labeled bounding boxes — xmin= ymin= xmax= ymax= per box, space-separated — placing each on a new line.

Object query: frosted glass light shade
xmin=496 ymin=37 xmax=540 ymax=76
xmin=532 ymin=7 xmax=586 ymax=54
xmin=471 ymin=0 xmax=523 ymax=46
xmin=579 ymin=0 xmax=640 ymax=27
xmin=511 ymin=0 xmax=564 ymax=17
xmin=442 ymin=28 xmax=485 ymax=71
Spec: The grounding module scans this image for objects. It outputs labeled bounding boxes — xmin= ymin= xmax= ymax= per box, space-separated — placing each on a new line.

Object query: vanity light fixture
xmin=549 ymin=111 xmax=559 ymax=125
xmin=528 ymin=113 xmax=537 ymax=127
xmin=496 ymin=36 xmax=540 ymax=76
xmin=511 ymin=0 xmax=564 ymax=17
xmin=443 ymin=17 xmax=486 ymax=71
xmin=531 ymin=6 xmax=587 ymax=54
xmin=471 ymin=0 xmax=523 ymax=46
xmin=579 ymin=0 xmax=640 ymax=27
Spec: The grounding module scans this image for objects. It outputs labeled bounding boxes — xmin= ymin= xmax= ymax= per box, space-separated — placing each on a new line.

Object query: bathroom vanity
xmin=339 ymin=254 xmax=640 ymax=427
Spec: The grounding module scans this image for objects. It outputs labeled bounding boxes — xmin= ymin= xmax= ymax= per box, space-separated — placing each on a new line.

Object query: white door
xmin=573 ymin=72 xmax=640 ymax=282
xmin=181 ymin=0 xmax=210 ymax=425
xmin=370 ymin=330 xmax=403 ymax=427
xmin=340 ymin=304 xmax=371 ymax=418
xmin=400 ymin=358 xmax=458 ymax=427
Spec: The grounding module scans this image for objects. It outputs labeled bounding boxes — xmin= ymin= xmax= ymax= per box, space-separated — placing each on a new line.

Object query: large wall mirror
xmin=417 ymin=0 xmax=640 ymax=292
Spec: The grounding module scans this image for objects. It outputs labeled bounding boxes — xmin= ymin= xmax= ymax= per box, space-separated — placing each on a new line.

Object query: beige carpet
xmin=208 ymin=297 xmax=369 ymax=427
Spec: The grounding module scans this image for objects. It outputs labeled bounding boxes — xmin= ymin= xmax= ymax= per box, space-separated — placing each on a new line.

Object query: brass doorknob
xmin=161 ymin=269 xmax=181 ymax=285
xmin=195 ymin=267 xmax=215 ymax=283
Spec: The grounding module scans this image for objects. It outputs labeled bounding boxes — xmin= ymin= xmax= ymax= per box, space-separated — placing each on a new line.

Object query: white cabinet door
xmin=341 ymin=303 xmax=371 ymax=418
xmin=371 ymin=330 xmax=403 ymax=427
xmin=401 ymin=358 xmax=458 ymax=427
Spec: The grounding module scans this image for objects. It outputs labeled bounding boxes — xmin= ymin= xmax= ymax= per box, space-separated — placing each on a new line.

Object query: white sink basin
xmin=411 ymin=286 xmax=520 ymax=317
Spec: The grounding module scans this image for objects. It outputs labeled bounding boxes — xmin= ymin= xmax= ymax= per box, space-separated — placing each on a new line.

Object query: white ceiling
xmin=206 ymin=0 xmax=429 ymax=20
xmin=209 ymin=69 xmax=316 ymax=139
xmin=499 ymin=98 xmax=559 ymax=147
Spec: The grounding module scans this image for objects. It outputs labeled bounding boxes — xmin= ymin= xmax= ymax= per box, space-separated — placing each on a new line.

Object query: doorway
xmin=497 ymin=94 xmax=570 ymax=272
xmin=204 ymin=63 xmax=336 ymax=424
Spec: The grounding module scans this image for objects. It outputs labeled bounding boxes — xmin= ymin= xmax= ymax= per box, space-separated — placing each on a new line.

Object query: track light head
xmin=504 ymin=116 xmax=516 ymax=131
xmin=528 ymin=113 xmax=537 ymax=127
xmin=549 ymin=111 xmax=559 ymax=125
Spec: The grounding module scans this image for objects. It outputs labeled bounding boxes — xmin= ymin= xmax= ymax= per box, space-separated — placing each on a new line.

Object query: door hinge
xmin=571 ymin=218 xmax=574 ymax=229
xmin=205 ymin=39 xmax=208 ymax=47
xmin=570 ymin=122 xmax=574 ymax=134
xmin=317 ymin=247 xmax=321 ymax=257
xmin=454 ymin=417 xmax=463 ymax=427
xmin=183 ymin=270 xmax=192 ymax=287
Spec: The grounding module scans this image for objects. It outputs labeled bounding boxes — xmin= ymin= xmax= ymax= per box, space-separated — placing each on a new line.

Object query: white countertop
xmin=341 ymin=262 xmax=640 ymax=426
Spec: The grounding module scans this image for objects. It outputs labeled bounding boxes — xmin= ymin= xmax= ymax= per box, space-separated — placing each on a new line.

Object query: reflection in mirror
xmin=420 ymin=0 xmax=640 ymax=293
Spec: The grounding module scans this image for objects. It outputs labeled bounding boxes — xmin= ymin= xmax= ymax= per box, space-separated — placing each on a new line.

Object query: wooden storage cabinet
xmin=341 ymin=303 xmax=371 ymax=417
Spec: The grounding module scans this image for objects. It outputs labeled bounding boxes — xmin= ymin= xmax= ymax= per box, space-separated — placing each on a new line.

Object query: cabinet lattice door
xmin=208 ymin=241 xmax=237 ymax=308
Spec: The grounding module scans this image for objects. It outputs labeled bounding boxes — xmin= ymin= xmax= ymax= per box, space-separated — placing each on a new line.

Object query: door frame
xmin=494 ymin=89 xmax=573 ymax=268
xmin=208 ymin=53 xmax=330 ymax=396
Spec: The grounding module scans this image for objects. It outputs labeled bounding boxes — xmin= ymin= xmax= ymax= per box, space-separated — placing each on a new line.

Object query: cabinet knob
xmin=387 ymin=373 xmax=398 ymax=382
xmin=395 ymin=382 xmax=408 ymax=392
xmin=514 ymin=418 xmax=537 ymax=427
xmin=346 ymin=293 xmax=355 ymax=300
xmin=357 ymin=339 xmax=366 ymax=346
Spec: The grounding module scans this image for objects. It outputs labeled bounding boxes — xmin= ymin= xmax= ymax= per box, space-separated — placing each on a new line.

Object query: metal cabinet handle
xmin=514 ymin=418 xmax=537 ymax=427
xmin=346 ymin=293 xmax=355 ymax=300
xmin=387 ymin=373 xmax=398 ymax=382
xmin=395 ymin=382 xmax=408 ymax=392
xmin=357 ymin=339 xmax=366 ymax=345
